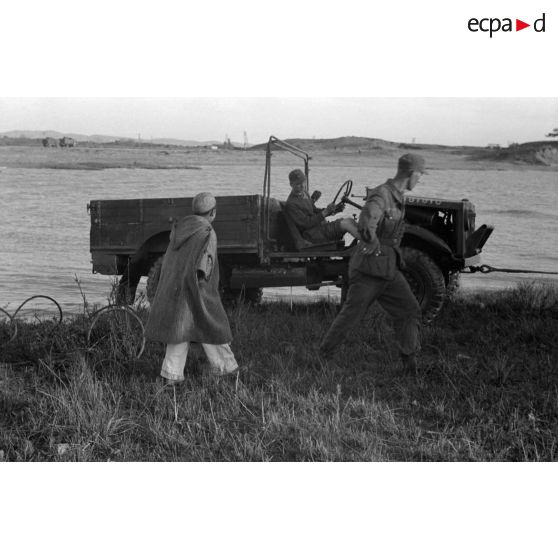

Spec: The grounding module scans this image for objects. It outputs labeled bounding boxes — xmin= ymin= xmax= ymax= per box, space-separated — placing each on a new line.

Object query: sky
xmin=1 ymin=97 xmax=556 ymax=146
xmin=1 ymin=1 xmax=556 ymax=148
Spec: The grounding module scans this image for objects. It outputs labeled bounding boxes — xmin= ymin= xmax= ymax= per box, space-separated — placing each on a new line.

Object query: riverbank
xmin=1 ymin=143 xmax=556 ymax=171
xmin=1 ymin=282 xmax=557 ymax=462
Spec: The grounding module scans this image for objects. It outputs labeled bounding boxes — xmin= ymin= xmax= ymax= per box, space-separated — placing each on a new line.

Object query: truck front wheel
xmin=401 ymin=246 xmax=446 ymax=323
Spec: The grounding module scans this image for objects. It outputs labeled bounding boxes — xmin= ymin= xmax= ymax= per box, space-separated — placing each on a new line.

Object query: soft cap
xmin=398 ymin=153 xmax=427 ymax=174
xmin=288 ymin=168 xmax=306 ymax=186
xmin=192 ymin=192 xmax=216 ymax=214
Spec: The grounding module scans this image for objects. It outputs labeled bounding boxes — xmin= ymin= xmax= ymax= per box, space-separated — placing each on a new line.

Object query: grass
xmin=1 ymin=282 xmax=557 ymax=461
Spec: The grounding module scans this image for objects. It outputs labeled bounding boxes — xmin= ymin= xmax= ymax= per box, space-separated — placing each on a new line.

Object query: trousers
xmin=320 ymin=269 xmax=421 ymax=356
xmin=161 ymin=342 xmax=239 ymax=381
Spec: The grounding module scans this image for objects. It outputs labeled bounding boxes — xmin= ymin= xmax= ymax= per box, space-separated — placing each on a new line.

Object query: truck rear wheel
xmin=401 ymin=246 xmax=446 ymax=323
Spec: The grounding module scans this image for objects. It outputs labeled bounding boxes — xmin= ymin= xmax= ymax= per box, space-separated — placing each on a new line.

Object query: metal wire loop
xmin=86 ymin=304 xmax=146 ymax=359
xmin=0 ymin=307 xmax=18 ymax=343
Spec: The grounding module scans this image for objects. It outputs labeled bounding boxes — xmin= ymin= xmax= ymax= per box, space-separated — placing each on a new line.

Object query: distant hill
xmin=467 ymin=140 xmax=558 ymax=166
xmin=249 ymin=136 xmax=400 ymax=151
xmin=249 ymin=136 xmax=484 ymax=152
xmin=1 ymin=131 xmax=555 ymax=166
xmin=247 ymin=136 xmax=558 ymax=168
xmin=0 ymin=130 xmax=132 ymax=143
xmin=0 ymin=130 xmax=235 ymax=147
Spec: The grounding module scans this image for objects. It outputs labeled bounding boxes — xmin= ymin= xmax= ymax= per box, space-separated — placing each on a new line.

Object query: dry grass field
xmin=1 ymin=283 xmax=557 ymax=462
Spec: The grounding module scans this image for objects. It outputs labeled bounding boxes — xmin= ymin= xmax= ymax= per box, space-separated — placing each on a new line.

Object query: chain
xmin=465 ymin=265 xmax=558 ymax=275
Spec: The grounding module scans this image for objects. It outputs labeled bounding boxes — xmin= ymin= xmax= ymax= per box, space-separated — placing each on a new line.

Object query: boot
xmin=401 ymin=353 xmax=418 ymax=374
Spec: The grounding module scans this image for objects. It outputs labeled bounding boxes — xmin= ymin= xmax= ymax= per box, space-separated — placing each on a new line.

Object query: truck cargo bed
xmin=89 ymin=194 xmax=263 ymax=258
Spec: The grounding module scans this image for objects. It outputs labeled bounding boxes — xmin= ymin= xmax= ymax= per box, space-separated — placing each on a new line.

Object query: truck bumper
xmin=465 ymin=224 xmax=494 ymax=258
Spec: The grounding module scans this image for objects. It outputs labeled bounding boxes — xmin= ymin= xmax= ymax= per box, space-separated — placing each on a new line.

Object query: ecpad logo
xmin=468 ymin=13 xmax=546 ymax=37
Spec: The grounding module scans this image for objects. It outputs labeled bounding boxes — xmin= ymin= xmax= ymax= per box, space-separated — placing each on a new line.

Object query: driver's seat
xmin=279 ymin=202 xmax=342 ymax=251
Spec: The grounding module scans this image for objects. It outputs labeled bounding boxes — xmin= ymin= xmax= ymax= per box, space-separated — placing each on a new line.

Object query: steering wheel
xmin=332 ymin=180 xmax=353 ymax=206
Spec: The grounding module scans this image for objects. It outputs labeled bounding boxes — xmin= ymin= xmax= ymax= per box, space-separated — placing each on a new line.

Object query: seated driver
xmin=284 ymin=169 xmax=361 ymax=244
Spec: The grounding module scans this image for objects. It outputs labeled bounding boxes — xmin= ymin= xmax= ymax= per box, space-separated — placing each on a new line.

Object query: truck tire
xmin=446 ymin=271 xmax=461 ymax=301
xmin=146 ymin=256 xmax=163 ymax=304
xmin=401 ymin=246 xmax=446 ymax=323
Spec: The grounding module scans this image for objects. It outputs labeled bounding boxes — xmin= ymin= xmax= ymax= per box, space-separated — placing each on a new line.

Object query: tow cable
xmin=465 ymin=265 xmax=558 ymax=275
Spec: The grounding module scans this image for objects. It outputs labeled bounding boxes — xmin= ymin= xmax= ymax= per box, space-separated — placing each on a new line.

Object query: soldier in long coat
xmin=145 ymin=192 xmax=238 ymax=383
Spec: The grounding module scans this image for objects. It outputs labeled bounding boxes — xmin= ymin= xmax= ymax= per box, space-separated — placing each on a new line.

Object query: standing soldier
xmin=145 ymin=192 xmax=239 ymax=384
xmin=319 ymin=154 xmax=425 ymax=372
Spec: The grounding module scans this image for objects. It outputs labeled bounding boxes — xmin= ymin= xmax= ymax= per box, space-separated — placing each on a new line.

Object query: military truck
xmin=88 ymin=136 xmax=493 ymax=322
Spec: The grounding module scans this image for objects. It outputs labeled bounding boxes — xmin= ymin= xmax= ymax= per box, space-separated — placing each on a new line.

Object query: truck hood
xmin=170 ymin=215 xmax=212 ymax=250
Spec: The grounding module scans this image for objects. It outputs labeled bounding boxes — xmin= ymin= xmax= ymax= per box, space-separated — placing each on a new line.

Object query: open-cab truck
xmin=88 ymin=136 xmax=493 ymax=322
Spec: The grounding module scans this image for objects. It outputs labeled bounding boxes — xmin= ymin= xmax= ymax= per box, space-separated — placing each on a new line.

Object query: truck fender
xmin=120 ymin=230 xmax=171 ymax=273
xmin=402 ymin=224 xmax=452 ymax=257
xmin=116 ymin=231 xmax=171 ymax=304
xmin=140 ymin=231 xmax=171 ymax=255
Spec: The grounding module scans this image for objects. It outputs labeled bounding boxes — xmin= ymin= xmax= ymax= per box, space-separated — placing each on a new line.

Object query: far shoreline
xmin=0 ymin=144 xmax=556 ymax=173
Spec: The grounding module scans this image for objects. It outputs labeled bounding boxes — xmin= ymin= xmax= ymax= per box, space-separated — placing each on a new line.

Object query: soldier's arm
xmin=197 ymin=230 xmax=217 ymax=280
xmin=311 ymin=191 xmax=336 ymax=216
xmin=285 ymin=199 xmax=326 ymax=230
xmin=318 ymin=202 xmax=338 ymax=216
xmin=358 ymin=195 xmax=385 ymax=251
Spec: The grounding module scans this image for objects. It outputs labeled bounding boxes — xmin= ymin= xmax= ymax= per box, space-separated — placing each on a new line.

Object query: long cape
xmin=145 ymin=215 xmax=232 ymax=344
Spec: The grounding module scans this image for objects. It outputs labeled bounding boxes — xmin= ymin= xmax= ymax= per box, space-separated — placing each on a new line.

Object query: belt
xmin=378 ymin=238 xmax=401 ymax=247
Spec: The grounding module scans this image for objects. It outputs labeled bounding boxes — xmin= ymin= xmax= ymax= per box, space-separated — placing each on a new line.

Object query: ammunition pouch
xmin=350 ymin=245 xmax=398 ymax=280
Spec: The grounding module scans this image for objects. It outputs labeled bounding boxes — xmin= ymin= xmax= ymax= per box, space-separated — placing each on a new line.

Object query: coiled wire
xmin=1 ymin=297 xmax=145 ymax=359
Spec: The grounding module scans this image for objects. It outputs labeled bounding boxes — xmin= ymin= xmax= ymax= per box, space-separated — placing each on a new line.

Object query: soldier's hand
xmin=360 ymin=228 xmax=371 ymax=242
xmin=325 ymin=202 xmax=337 ymax=216
xmin=359 ymin=240 xmax=380 ymax=255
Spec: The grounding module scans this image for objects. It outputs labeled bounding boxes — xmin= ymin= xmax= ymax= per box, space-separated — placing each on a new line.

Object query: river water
xmin=1 ymin=164 xmax=557 ymax=317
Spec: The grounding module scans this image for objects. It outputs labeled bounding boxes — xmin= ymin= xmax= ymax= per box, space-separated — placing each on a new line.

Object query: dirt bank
xmin=1 ymin=141 xmax=557 ymax=171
